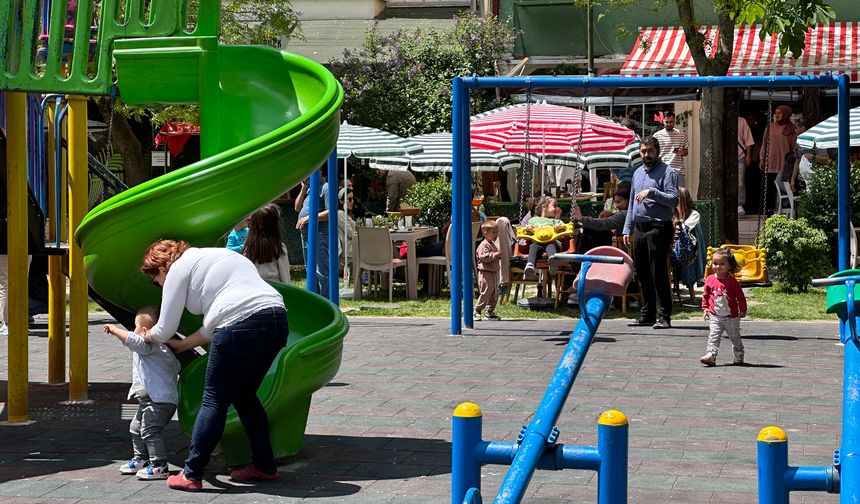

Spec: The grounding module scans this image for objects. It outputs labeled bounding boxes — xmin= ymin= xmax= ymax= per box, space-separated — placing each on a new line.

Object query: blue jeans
xmin=300 ymin=228 xmax=330 ymax=298
xmin=183 ymin=306 xmax=288 ymax=479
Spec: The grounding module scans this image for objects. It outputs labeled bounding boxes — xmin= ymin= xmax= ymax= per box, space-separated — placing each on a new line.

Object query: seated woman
xmin=572 ymin=181 xmax=631 ymax=254
xmin=522 ymin=196 xmax=567 ymax=280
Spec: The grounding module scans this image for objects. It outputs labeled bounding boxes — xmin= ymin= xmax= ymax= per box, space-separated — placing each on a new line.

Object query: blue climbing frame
xmin=450 ymin=74 xmax=851 ymax=335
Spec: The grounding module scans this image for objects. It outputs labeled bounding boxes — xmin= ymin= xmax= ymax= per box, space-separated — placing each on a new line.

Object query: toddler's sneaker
xmin=119 ymin=456 xmax=149 ymax=475
xmin=733 ymin=350 xmax=745 ymax=365
xmin=523 ymin=263 xmax=537 ymax=280
xmin=473 ymin=311 xmax=483 ymax=321
xmin=699 ymin=353 xmax=716 ymax=367
xmin=485 ymin=313 xmax=501 ymax=321
xmin=167 ymin=469 xmax=202 ymax=492
xmin=137 ymin=464 xmax=169 ymax=480
xmin=737 ymin=205 xmax=746 ymax=216
xmin=230 ymin=464 xmax=279 ymax=482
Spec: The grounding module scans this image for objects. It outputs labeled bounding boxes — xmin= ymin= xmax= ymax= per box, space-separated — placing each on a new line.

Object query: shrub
xmin=403 ymin=175 xmax=452 ymax=231
xmin=796 ymin=160 xmax=860 ymax=264
xmin=756 ymin=215 xmax=829 ymax=292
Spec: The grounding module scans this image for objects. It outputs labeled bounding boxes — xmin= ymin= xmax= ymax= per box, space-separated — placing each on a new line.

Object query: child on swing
xmin=699 ymin=248 xmax=747 ymax=367
xmin=522 ymin=196 xmax=567 ymax=280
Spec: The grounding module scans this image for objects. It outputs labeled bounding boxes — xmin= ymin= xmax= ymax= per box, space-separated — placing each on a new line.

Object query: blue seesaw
xmin=452 ymin=246 xmax=634 ymax=504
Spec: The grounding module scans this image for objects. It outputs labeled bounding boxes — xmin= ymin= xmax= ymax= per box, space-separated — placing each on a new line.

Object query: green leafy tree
xmin=673 ymin=0 xmax=834 ymax=243
xmin=587 ymin=0 xmax=835 ymax=243
xmin=100 ymin=0 xmax=302 ymax=186
xmin=329 ymin=14 xmax=517 ymax=137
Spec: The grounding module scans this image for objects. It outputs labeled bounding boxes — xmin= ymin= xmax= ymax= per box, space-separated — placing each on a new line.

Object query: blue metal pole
xmin=597 ymin=410 xmax=628 ymax=504
xmin=461 ymin=92 xmax=474 ymax=329
xmin=841 ymin=341 xmax=860 ymax=502
xmin=451 ymin=77 xmax=465 ymax=335
xmin=785 ymin=466 xmax=830 ymax=492
xmin=836 ymin=74 xmax=850 ymax=272
xmin=757 ymin=426 xmax=789 ymax=504
xmin=53 ymin=101 xmax=68 ymax=248
xmin=461 ymin=75 xmax=838 ymax=91
xmin=327 ymin=151 xmax=339 ymax=304
xmin=452 ymin=402 xmax=483 ymax=504
xmin=495 ymin=293 xmax=611 ymax=503
xmin=307 ymin=169 xmax=320 ymax=294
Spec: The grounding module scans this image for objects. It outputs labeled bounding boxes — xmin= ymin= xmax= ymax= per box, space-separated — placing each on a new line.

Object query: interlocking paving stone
xmin=0 ymin=315 xmax=845 ymax=502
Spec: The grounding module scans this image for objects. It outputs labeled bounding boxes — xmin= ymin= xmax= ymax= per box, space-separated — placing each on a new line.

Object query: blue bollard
xmin=452 ymin=402 xmax=483 ymax=504
xmin=757 ymin=426 xmax=789 ymax=504
xmin=597 ymin=410 xmax=628 ymax=504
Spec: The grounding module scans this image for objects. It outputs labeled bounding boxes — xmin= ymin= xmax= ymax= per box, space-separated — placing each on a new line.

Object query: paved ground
xmin=0 ymin=314 xmax=845 ymax=503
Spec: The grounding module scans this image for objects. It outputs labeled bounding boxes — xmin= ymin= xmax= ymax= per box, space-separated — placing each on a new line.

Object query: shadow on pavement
xmin=0 ymin=381 xmax=451 ymax=498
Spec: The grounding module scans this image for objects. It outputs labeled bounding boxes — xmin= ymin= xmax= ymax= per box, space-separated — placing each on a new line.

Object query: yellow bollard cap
xmin=757 ymin=426 xmax=787 ymax=442
xmin=453 ymin=402 xmax=482 ymax=418
xmin=598 ymin=410 xmax=628 ymax=426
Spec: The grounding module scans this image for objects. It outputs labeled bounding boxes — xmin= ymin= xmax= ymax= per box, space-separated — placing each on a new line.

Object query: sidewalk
xmin=0 ymin=315 xmax=843 ymax=503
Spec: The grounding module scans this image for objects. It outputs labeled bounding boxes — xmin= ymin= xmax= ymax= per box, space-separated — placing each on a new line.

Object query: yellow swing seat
xmin=705 ymin=244 xmax=772 ymax=286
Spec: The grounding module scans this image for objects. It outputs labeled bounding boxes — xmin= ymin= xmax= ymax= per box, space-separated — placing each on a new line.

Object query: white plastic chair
xmin=416 ymin=222 xmax=482 ymax=295
xmin=774 ymin=179 xmax=795 ymax=218
xmin=354 ymin=227 xmax=407 ymax=302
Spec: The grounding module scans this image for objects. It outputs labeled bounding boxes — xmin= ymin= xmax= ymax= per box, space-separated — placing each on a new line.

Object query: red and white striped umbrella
xmin=470 ymin=103 xmax=635 ymax=155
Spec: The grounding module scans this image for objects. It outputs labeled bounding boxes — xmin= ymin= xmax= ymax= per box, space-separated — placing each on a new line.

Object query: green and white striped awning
xmin=369 ymin=133 xmax=521 ymax=172
xmin=797 ymin=107 xmax=860 ymax=149
xmin=336 ymin=122 xmax=424 ymax=159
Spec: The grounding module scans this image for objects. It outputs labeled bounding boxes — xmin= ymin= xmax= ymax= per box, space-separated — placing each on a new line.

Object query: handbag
xmin=671 ymin=227 xmax=698 ymax=267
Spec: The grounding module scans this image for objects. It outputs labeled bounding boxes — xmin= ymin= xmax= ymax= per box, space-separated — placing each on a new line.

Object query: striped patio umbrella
xmin=369 ymin=133 xmax=521 ymax=172
xmin=470 ymin=102 xmax=635 ymax=154
xmin=797 ymin=107 xmax=860 ymax=149
xmin=336 ymin=122 xmax=424 ymax=158
xmin=529 ymin=139 xmax=642 ymax=171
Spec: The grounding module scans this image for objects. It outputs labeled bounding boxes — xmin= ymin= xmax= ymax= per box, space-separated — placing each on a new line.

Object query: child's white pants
xmin=706 ymin=315 xmax=744 ymax=358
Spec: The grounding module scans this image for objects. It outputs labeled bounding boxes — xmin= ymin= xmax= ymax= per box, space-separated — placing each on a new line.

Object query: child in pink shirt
xmin=475 ymin=221 xmax=502 ymax=321
xmin=699 ymin=248 xmax=747 ymax=367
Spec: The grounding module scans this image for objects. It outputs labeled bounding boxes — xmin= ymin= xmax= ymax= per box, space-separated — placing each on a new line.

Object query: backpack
xmin=671 ymin=227 xmax=698 ymax=267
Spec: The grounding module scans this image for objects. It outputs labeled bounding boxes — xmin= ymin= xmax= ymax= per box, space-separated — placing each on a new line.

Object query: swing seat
xmin=824 ymin=269 xmax=860 ymax=316
xmin=573 ymin=246 xmax=634 ymax=297
xmin=516 ymin=222 xmax=577 ymax=245
xmin=705 ymin=244 xmax=771 ymax=285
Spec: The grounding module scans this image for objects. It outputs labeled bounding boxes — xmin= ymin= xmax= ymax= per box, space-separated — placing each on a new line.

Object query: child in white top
xmin=244 ymin=204 xmax=291 ymax=284
xmin=104 ymin=306 xmax=180 ymax=480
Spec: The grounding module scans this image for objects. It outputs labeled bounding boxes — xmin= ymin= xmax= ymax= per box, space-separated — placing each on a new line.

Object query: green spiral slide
xmin=75 ymin=37 xmax=348 ymax=463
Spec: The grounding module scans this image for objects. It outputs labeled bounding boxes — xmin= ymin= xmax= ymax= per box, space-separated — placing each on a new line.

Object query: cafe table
xmin=352 ymin=225 xmax=439 ymax=300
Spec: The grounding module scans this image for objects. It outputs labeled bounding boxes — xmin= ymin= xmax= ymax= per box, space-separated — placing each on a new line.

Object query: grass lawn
xmin=339 ymin=282 xmax=835 ymax=321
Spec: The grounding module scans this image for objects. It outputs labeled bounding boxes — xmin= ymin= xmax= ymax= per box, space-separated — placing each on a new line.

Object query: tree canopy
xmin=329 ymin=14 xmax=517 ymax=137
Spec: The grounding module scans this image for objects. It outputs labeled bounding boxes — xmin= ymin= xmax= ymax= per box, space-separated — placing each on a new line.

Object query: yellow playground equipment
xmin=516 ymin=222 xmax=578 ymax=244
xmin=705 ymin=244 xmax=772 ymax=287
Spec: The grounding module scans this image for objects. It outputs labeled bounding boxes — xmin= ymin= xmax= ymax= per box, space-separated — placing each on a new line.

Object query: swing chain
xmin=574 ymin=87 xmax=588 ymax=202
xmin=104 ymin=84 xmax=118 ymax=161
xmin=706 ymin=86 xmax=717 ymax=246
xmin=756 ymin=86 xmax=774 ymax=239
xmin=519 ymin=85 xmax=533 ymax=222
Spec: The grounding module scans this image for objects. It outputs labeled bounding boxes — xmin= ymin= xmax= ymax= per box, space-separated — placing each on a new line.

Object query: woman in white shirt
xmin=244 ymin=203 xmax=291 ymax=284
xmin=141 ymin=239 xmax=287 ymax=491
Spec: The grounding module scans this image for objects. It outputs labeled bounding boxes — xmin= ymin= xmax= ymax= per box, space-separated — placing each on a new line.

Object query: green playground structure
xmin=2 ymin=0 xmax=347 ymax=462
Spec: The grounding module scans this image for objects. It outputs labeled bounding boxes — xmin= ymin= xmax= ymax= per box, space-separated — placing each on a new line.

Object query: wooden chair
xmin=354 ymin=227 xmax=407 ymax=302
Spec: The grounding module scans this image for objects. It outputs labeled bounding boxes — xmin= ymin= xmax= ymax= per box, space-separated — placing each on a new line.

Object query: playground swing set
xmin=448 ymin=73 xmax=856 ymax=503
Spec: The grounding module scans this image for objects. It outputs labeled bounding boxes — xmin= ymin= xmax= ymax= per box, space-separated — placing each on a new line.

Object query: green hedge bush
xmin=797 ymin=160 xmax=860 ymax=265
xmin=403 ymin=175 xmax=452 ymax=231
xmin=756 ymin=215 xmax=829 ymax=292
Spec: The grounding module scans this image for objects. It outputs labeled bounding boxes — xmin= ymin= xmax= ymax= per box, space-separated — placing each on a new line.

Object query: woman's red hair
xmin=141 ymin=239 xmax=191 ymax=276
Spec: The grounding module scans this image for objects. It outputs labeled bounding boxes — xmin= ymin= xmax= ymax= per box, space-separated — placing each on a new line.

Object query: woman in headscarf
xmin=762 ymin=105 xmax=797 ymax=213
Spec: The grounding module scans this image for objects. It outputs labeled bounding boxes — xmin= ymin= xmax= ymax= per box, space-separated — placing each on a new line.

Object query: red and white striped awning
xmin=621 ymin=22 xmax=860 ymax=81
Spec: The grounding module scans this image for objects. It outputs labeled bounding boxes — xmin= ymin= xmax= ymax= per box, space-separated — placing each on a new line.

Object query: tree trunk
xmin=802 ymin=87 xmax=821 ymax=129
xmin=697 ymin=87 xmax=736 ymax=245
xmin=96 ymin=98 xmax=149 ymax=187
